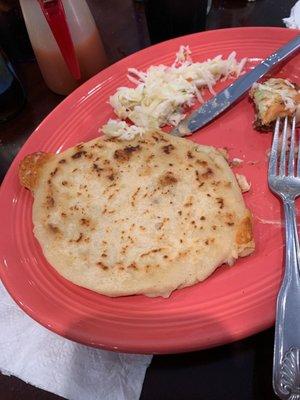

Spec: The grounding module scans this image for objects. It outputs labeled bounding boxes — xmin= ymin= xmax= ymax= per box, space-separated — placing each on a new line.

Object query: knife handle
xmin=263 ymin=34 xmax=300 ymax=69
xmin=224 ymin=34 xmax=300 ymax=103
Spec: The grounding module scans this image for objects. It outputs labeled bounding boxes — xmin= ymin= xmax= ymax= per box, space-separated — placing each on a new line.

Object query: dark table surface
xmin=0 ymin=0 xmax=297 ymax=399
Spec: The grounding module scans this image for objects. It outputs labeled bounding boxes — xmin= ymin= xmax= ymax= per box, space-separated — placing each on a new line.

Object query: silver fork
xmin=269 ymin=116 xmax=300 ymax=399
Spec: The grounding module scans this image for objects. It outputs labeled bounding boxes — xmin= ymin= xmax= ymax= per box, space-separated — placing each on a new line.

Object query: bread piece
xmin=19 ymin=130 xmax=255 ymax=297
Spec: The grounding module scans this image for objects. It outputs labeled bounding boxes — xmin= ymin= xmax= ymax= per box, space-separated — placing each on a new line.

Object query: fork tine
xmin=279 ymin=117 xmax=288 ymax=176
xmin=269 ymin=117 xmax=280 ymax=177
xmin=288 ymin=116 xmax=296 ymax=176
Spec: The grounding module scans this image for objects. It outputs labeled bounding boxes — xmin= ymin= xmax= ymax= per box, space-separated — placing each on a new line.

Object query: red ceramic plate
xmin=1 ymin=27 xmax=299 ymax=354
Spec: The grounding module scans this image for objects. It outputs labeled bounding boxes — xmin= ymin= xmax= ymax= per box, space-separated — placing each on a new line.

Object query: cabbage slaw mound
xmin=101 ymin=46 xmax=247 ymax=140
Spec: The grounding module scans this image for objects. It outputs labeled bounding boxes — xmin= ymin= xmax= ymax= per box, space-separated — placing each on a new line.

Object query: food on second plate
xmin=105 ymin=46 xmax=247 ymax=134
xmin=249 ymin=78 xmax=300 ymax=131
xmin=19 ymin=130 xmax=254 ymax=298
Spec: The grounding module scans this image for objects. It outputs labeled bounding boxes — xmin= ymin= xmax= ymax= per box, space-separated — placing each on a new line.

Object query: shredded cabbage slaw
xmin=101 ymin=46 xmax=247 ymax=140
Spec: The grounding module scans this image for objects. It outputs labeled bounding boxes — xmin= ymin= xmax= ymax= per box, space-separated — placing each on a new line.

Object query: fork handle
xmin=273 ymin=199 xmax=300 ymax=400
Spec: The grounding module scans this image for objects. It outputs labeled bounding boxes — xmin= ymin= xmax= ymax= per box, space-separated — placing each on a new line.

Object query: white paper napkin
xmin=0 ymin=283 xmax=152 ymax=400
xmin=283 ymin=1 xmax=300 ymax=29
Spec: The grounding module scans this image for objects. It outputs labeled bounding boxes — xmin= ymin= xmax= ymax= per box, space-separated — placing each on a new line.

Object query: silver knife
xmin=171 ymin=35 xmax=300 ymax=137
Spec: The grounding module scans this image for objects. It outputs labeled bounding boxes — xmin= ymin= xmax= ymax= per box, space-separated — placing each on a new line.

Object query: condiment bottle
xmin=19 ymin=0 xmax=108 ymax=95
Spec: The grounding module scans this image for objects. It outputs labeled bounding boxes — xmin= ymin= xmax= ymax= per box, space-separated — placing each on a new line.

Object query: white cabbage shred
xmin=102 ymin=119 xmax=146 ymax=141
xmin=231 ymin=157 xmax=244 ymax=166
xmin=101 ymin=45 xmax=247 ymax=139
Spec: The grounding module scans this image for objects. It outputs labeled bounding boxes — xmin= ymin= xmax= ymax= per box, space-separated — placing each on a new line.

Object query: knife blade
xmin=171 ymin=34 xmax=300 ymax=137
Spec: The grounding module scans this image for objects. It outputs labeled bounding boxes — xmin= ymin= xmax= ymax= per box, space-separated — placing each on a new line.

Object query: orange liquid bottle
xmin=20 ymin=0 xmax=108 ymax=95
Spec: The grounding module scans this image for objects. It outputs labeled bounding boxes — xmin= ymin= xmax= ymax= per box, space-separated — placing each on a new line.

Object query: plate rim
xmin=0 ymin=26 xmax=297 ymax=354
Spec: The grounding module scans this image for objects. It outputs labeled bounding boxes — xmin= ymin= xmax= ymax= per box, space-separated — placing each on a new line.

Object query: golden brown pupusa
xmin=19 ymin=130 xmax=254 ymax=297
